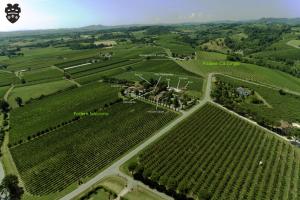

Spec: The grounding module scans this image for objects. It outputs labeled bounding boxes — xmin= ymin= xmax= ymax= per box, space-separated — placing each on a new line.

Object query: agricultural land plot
xmin=253 ymin=44 xmax=300 ymax=62
xmin=3 ymin=48 xmax=101 ymax=71
xmin=287 ymin=40 xmax=300 ymax=49
xmin=66 ymin=59 xmax=142 ymax=79
xmin=10 ymin=102 xmax=178 ymax=196
xmin=9 ymin=83 xmax=119 ymax=145
xmin=132 ymin=60 xmax=200 ymax=77
xmin=75 ymin=67 xmax=126 ymax=85
xmin=0 ymin=71 xmax=18 ymax=87
xmin=7 ymin=79 xmax=76 ymax=108
xmin=21 ymin=67 xmax=64 ymax=84
xmin=127 ymin=103 xmax=300 ymax=200
xmin=156 ymin=34 xmax=195 ymax=56
xmin=178 ymin=51 xmax=300 ymax=93
xmin=0 ymin=86 xmax=10 ymax=100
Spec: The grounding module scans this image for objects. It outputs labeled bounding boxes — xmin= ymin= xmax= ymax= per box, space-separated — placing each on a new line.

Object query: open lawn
xmin=10 ymin=83 xmax=119 ymax=145
xmin=124 ymin=186 xmax=166 ymax=200
xmin=8 ymin=79 xmax=76 ymax=108
xmin=10 ymin=102 xmax=178 ymax=195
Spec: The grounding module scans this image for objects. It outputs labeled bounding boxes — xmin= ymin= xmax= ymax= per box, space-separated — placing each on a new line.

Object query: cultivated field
xmin=128 ymin=103 xmax=300 ymax=200
xmin=11 ymin=102 xmax=178 ymax=195
xmin=7 ymin=79 xmax=76 ymax=108
xmin=178 ymin=51 xmax=300 ymax=93
xmin=9 ymin=83 xmax=119 ymax=145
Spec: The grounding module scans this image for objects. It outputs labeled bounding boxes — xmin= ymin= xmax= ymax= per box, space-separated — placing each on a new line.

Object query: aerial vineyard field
xmin=66 ymin=59 xmax=142 ymax=78
xmin=129 ymin=103 xmax=300 ymax=200
xmin=75 ymin=67 xmax=126 ymax=85
xmin=9 ymin=83 xmax=119 ymax=145
xmin=132 ymin=60 xmax=199 ymax=77
xmin=22 ymin=67 xmax=64 ymax=83
xmin=7 ymin=79 xmax=76 ymax=108
xmin=10 ymin=102 xmax=178 ymax=195
xmin=0 ymin=71 xmax=18 ymax=86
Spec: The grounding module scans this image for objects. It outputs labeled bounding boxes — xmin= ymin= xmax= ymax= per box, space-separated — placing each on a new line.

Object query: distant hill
xmin=257 ymin=18 xmax=300 ymax=25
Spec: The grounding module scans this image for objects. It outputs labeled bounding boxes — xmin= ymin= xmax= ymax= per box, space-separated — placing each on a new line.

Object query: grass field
xmin=287 ymin=40 xmax=300 ymax=49
xmin=9 ymin=83 xmax=119 ymax=145
xmin=178 ymin=51 xmax=300 ymax=93
xmin=0 ymin=71 xmax=18 ymax=87
xmin=157 ymin=34 xmax=195 ymax=55
xmin=75 ymin=67 xmax=126 ymax=85
xmin=22 ymin=67 xmax=64 ymax=83
xmin=10 ymin=102 xmax=178 ymax=195
xmin=132 ymin=60 xmax=199 ymax=77
xmin=3 ymin=48 xmax=101 ymax=71
xmin=0 ymin=86 xmax=9 ymax=100
xmin=124 ymin=186 xmax=166 ymax=200
xmin=128 ymin=103 xmax=300 ymax=200
xmin=8 ymin=79 xmax=76 ymax=108
xmin=74 ymin=176 xmax=126 ymax=200
xmin=66 ymin=59 xmax=142 ymax=79
xmin=215 ymin=75 xmax=300 ymax=125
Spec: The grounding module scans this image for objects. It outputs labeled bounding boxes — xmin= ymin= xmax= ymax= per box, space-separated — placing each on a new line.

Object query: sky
xmin=0 ymin=0 xmax=299 ymax=31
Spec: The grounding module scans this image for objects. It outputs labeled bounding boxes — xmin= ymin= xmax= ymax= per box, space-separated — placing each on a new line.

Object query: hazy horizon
xmin=0 ymin=0 xmax=299 ymax=32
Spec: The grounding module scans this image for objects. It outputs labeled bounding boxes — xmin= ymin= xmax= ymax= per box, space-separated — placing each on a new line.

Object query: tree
xmin=0 ymin=100 xmax=9 ymax=113
xmin=15 ymin=97 xmax=23 ymax=107
xmin=1 ymin=175 xmax=24 ymax=200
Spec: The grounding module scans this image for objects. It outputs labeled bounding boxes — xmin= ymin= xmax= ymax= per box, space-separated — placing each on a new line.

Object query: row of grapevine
xmin=130 ymin=103 xmax=300 ymax=200
xmin=11 ymin=102 xmax=178 ymax=195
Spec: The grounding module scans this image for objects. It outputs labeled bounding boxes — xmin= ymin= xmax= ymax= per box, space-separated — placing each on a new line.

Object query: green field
xmin=2 ymin=47 xmax=101 ymax=71
xmin=0 ymin=86 xmax=9 ymax=100
xmin=10 ymin=83 xmax=119 ymax=145
xmin=0 ymin=71 xmax=18 ymax=87
xmin=128 ymin=103 xmax=300 ymax=200
xmin=215 ymin=75 xmax=300 ymax=125
xmin=66 ymin=59 xmax=142 ymax=79
xmin=75 ymin=67 xmax=126 ymax=85
xmin=10 ymin=102 xmax=178 ymax=195
xmin=22 ymin=67 xmax=64 ymax=83
xmin=157 ymin=34 xmax=195 ymax=55
xmin=8 ymin=79 xmax=76 ymax=108
xmin=178 ymin=51 xmax=300 ymax=93
xmin=124 ymin=187 xmax=165 ymax=200
xmin=75 ymin=176 xmax=127 ymax=200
